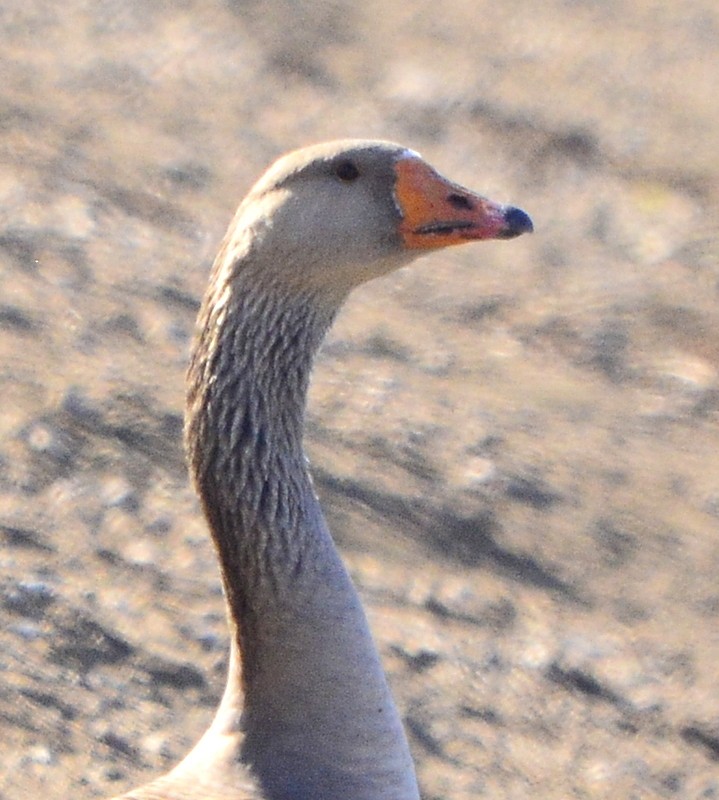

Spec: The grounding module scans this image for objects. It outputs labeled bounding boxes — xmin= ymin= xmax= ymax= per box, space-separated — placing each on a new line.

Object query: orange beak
xmin=394 ymin=157 xmax=533 ymax=250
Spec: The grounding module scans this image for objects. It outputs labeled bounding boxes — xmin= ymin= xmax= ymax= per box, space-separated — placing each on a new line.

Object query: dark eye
xmin=335 ymin=160 xmax=360 ymax=182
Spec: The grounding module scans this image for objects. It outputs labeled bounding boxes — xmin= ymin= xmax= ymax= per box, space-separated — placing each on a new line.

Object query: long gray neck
xmin=184 ymin=260 xmax=420 ymax=800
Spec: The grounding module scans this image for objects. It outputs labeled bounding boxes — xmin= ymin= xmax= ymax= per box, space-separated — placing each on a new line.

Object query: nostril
xmin=447 ymin=192 xmax=474 ymax=211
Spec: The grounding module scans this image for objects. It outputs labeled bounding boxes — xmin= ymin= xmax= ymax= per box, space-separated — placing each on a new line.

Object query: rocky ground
xmin=1 ymin=2 xmax=718 ymax=798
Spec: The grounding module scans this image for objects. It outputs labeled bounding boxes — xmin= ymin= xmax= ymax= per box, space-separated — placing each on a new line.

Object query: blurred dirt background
xmin=1 ymin=1 xmax=718 ymax=798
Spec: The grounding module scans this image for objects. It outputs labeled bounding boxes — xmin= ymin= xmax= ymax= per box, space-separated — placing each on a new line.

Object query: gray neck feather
xmin=184 ymin=254 xmax=420 ymax=800
xmin=187 ymin=273 xmax=333 ymax=614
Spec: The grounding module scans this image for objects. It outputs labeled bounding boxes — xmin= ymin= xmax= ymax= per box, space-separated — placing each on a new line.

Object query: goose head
xmin=220 ymin=139 xmax=532 ymax=301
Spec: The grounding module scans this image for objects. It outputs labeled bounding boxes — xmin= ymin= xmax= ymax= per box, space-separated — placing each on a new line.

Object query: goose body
xmin=112 ymin=140 xmax=532 ymax=800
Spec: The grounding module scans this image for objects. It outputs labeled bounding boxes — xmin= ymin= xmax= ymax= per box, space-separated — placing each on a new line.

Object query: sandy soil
xmin=1 ymin=2 xmax=718 ymax=798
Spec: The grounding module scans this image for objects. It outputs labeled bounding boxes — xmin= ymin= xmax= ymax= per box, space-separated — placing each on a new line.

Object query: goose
xmin=111 ymin=140 xmax=532 ymax=800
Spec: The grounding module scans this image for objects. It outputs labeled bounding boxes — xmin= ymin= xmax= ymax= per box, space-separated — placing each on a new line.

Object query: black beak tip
xmin=500 ymin=206 xmax=534 ymax=239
